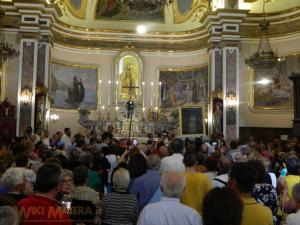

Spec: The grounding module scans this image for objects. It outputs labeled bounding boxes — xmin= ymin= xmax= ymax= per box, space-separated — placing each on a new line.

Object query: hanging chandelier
xmin=0 ymin=8 xmax=19 ymax=62
xmin=120 ymin=0 xmax=173 ymax=13
xmin=245 ymin=0 xmax=279 ymax=69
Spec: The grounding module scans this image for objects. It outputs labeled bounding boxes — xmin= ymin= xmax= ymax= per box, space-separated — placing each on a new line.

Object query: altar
xmin=78 ymin=106 xmax=179 ymax=138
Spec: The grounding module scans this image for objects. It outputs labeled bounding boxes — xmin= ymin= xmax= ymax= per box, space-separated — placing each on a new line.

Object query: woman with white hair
xmin=0 ymin=167 xmax=28 ymax=202
xmin=100 ymin=168 xmax=138 ymax=225
xmin=286 ymin=183 xmax=300 ymax=225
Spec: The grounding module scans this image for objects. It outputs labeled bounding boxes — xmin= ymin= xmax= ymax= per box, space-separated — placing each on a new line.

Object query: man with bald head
xmin=138 ymin=171 xmax=202 ymax=225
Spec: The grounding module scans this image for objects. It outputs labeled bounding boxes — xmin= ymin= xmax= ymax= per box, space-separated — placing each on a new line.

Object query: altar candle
xmin=108 ymin=80 xmax=111 ymax=106
xmin=99 ymin=80 xmax=102 ymax=106
xmin=142 ymin=81 xmax=145 ymax=107
xmin=150 ymin=82 xmax=154 ymax=106
xmin=115 ymin=81 xmax=119 ymax=106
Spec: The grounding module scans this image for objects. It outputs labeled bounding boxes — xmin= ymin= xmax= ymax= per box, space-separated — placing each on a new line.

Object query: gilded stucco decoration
xmin=173 ymin=0 xmax=209 ymax=24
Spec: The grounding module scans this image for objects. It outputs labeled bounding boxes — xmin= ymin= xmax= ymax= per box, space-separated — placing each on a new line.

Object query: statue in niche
xmin=213 ymin=102 xmax=223 ymax=135
xmin=120 ymin=64 xmax=138 ymax=100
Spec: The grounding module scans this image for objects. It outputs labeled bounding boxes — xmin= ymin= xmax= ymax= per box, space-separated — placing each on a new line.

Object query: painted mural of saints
xmin=70 ymin=0 xmax=82 ymax=10
xmin=96 ymin=0 xmax=120 ymax=17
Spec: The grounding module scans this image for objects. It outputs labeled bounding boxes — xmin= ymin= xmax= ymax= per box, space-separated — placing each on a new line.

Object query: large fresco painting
xmin=70 ymin=0 xmax=82 ymax=9
xmin=253 ymin=54 xmax=300 ymax=109
xmin=95 ymin=0 xmax=164 ymax=21
xmin=51 ymin=62 xmax=98 ymax=109
xmin=177 ymin=0 xmax=193 ymax=14
xmin=173 ymin=0 xmax=208 ymax=24
xmin=159 ymin=66 xmax=208 ymax=109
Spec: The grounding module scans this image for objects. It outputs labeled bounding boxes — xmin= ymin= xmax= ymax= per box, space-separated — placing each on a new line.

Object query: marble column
xmin=223 ymin=47 xmax=239 ymax=140
xmin=207 ymin=9 xmax=248 ymax=140
xmin=14 ymin=1 xmax=58 ymax=136
xmin=17 ymin=39 xmax=39 ymax=136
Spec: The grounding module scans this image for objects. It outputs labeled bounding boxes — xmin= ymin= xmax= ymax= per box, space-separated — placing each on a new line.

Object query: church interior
xmin=0 ymin=0 xmax=300 ymax=142
xmin=1 ymin=1 xmax=300 ymax=225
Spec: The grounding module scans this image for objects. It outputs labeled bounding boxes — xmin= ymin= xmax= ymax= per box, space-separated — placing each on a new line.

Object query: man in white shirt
xmin=287 ymin=183 xmax=300 ymax=225
xmin=42 ymin=130 xmax=50 ymax=146
xmin=159 ymin=138 xmax=185 ymax=174
xmin=138 ymin=171 xmax=202 ymax=225
xmin=61 ymin=128 xmax=72 ymax=146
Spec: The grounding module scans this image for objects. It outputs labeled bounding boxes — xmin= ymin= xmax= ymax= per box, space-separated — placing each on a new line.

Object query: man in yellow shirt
xmin=180 ymin=152 xmax=211 ymax=214
xmin=228 ymin=162 xmax=273 ymax=225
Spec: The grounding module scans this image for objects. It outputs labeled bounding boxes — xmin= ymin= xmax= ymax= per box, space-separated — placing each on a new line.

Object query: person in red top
xmin=18 ymin=163 xmax=72 ymax=225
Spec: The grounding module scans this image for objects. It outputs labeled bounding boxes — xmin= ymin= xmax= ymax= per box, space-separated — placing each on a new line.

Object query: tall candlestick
xmin=116 ymin=81 xmax=119 ymax=106
xmin=150 ymin=82 xmax=154 ymax=107
xmin=99 ymin=80 xmax=102 ymax=107
xmin=108 ymin=80 xmax=111 ymax=106
xmin=142 ymin=81 xmax=145 ymax=107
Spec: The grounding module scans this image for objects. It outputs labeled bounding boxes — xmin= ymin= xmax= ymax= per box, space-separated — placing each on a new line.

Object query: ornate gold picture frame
xmin=179 ymin=105 xmax=205 ymax=135
xmin=50 ymin=60 xmax=99 ymax=110
xmin=249 ymin=53 xmax=299 ymax=111
xmin=158 ymin=65 xmax=208 ymax=110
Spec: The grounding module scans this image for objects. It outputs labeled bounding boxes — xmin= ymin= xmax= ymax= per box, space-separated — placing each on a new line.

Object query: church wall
xmin=49 ymin=45 xmax=208 ymax=135
xmin=6 ymin=33 xmax=299 ymax=136
xmin=239 ymin=34 xmax=300 ymax=128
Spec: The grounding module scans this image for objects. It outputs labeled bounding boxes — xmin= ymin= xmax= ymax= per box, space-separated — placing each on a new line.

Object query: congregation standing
xmin=0 ymin=126 xmax=300 ymax=225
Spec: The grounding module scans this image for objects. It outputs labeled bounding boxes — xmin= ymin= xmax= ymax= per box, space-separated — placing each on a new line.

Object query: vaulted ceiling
xmin=56 ymin=0 xmax=300 ymax=32
xmin=1 ymin=0 xmax=300 ymax=51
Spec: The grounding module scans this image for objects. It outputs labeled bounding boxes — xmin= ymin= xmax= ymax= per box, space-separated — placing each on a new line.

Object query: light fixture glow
xmin=50 ymin=114 xmax=59 ymax=122
xmin=20 ymin=89 xmax=32 ymax=105
xmin=258 ymin=79 xmax=272 ymax=85
xmin=226 ymin=91 xmax=238 ymax=109
xmin=137 ymin=25 xmax=147 ymax=34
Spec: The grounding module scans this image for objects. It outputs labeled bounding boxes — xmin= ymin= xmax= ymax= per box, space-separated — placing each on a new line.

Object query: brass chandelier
xmin=0 ymin=9 xmax=19 ymax=62
xmin=120 ymin=0 xmax=173 ymax=13
xmin=244 ymin=0 xmax=279 ymax=69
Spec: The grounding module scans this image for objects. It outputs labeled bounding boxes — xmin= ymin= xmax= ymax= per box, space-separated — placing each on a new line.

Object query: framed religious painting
xmin=179 ymin=106 xmax=205 ymax=135
xmin=50 ymin=61 xmax=99 ymax=110
xmin=114 ymin=50 xmax=144 ymax=104
xmin=159 ymin=66 xmax=208 ymax=109
xmin=251 ymin=54 xmax=299 ymax=110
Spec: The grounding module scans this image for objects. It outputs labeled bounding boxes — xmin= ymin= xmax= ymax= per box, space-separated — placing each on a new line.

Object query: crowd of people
xmin=0 ymin=125 xmax=300 ymax=225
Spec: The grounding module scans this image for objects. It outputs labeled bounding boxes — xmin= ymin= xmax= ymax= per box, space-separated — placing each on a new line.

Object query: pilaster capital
xmin=0 ymin=0 xmax=61 ymax=39
xmin=202 ymin=9 xmax=249 ymax=49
